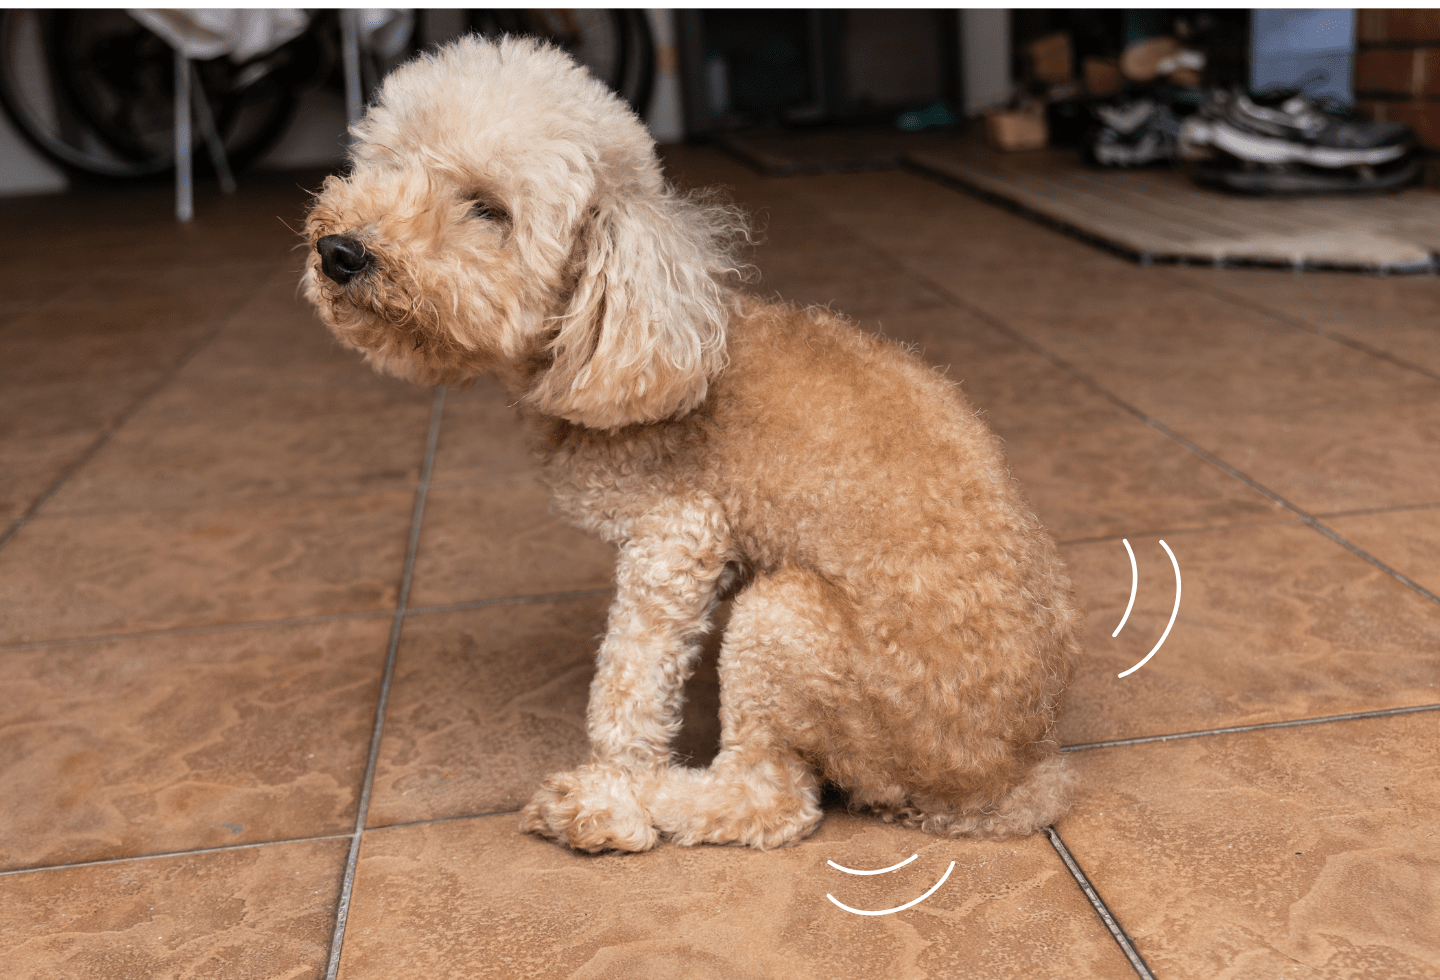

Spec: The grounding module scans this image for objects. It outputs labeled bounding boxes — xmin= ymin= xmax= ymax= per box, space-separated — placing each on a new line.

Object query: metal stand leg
xmin=341 ymin=9 xmax=363 ymax=127
xmin=190 ymin=64 xmax=236 ymax=195
xmin=174 ymin=48 xmax=193 ymax=222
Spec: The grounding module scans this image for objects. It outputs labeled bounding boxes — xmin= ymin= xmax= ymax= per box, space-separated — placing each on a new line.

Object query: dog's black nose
xmin=316 ymin=234 xmax=370 ymax=284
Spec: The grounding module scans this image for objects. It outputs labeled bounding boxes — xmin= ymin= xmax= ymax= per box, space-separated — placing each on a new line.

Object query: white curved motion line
xmin=826 ymin=861 xmax=956 ymax=916
xmin=1118 ymin=540 xmax=1181 ymax=679
xmin=1112 ymin=538 xmax=1138 ymax=637
xmin=827 ymin=853 xmax=918 ymax=876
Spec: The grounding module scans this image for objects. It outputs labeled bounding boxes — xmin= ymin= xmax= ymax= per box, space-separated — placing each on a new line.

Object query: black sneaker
xmin=1086 ymin=99 xmax=1180 ymax=167
xmin=1180 ymin=88 xmax=1410 ymax=167
xmin=1190 ymin=155 xmax=1422 ymax=194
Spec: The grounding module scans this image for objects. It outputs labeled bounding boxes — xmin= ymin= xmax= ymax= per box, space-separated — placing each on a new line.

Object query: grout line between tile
xmin=1312 ymin=500 xmax=1440 ymax=520
xmin=1062 ymin=702 xmax=1440 ymax=753
xmin=0 ymin=590 xmax=618 ymax=654
xmin=427 ymin=471 xmax=543 ymax=490
xmin=890 ymin=264 xmax=1440 ymax=609
xmin=0 ymin=833 xmax=355 ymax=878
xmin=1055 ymin=516 xmax=1305 ymax=547
xmin=1045 ymin=827 xmax=1158 ymax=980
xmin=0 ymin=609 xmax=395 ymax=653
xmin=365 ymin=808 xmax=523 ymax=833
xmin=324 ymin=384 xmax=446 ymax=980
xmin=26 ymin=481 xmax=428 ymax=523
xmin=1139 ymin=420 xmax=1440 ymax=606
xmin=404 ymin=587 xmax=615 ymax=617
xmin=0 ymin=807 xmax=525 ymax=880
xmin=0 ymin=286 xmax=257 ymax=555
xmin=1181 ymin=278 xmax=1440 ymax=386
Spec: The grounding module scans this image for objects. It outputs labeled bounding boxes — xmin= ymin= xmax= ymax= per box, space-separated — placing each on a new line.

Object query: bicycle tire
xmin=0 ymin=9 xmax=299 ymax=183
xmin=0 ymin=9 xmax=153 ymax=179
xmin=54 ymin=10 xmax=300 ymax=178
xmin=618 ymin=10 xmax=655 ymax=117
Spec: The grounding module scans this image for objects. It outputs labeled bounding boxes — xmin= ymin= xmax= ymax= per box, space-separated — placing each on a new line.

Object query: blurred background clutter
xmin=5 ymin=9 xmax=1438 ymax=198
xmin=0 ymin=8 xmax=667 ymax=197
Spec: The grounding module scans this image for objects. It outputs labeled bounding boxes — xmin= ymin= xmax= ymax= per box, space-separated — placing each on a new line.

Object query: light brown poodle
xmin=303 ymin=36 xmax=1083 ymax=852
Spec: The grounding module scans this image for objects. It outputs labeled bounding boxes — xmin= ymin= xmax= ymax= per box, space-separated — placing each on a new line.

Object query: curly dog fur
xmin=304 ymin=36 xmax=1084 ymax=853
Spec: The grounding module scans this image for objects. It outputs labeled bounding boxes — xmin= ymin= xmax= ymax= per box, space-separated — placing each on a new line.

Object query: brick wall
xmin=1355 ymin=9 xmax=1440 ymax=148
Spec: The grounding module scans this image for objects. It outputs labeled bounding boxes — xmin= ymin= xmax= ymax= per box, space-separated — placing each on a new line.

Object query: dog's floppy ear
xmin=527 ymin=190 xmax=736 ymax=429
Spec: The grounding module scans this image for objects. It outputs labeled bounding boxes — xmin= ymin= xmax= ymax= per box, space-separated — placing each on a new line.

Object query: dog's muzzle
xmin=316 ymin=234 xmax=371 ymax=285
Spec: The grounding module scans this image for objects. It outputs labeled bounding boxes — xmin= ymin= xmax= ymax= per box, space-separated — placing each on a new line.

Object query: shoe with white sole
xmin=1180 ymin=88 xmax=1411 ymax=168
xmin=1190 ymin=155 xmax=1422 ymax=194
xmin=1086 ymin=99 xmax=1181 ymax=167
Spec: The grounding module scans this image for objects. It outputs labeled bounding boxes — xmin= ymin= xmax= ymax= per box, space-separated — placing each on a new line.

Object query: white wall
xmin=961 ymin=9 xmax=1013 ymax=117
xmin=644 ymin=9 xmax=685 ymax=144
xmin=0 ymin=85 xmax=68 ymax=196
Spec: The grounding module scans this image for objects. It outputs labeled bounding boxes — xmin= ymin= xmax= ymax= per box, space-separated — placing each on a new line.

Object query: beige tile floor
xmin=2 ymin=152 xmax=1437 ymax=980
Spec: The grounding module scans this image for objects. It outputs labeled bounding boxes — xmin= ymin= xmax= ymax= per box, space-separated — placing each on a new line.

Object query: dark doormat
xmin=716 ymin=128 xmax=968 ymax=176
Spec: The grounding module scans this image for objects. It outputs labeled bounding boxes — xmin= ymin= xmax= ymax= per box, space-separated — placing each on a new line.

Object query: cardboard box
xmin=985 ymin=110 xmax=1048 ymax=151
xmin=1026 ymin=32 xmax=1074 ymax=84
xmin=1084 ymin=56 xmax=1123 ymax=98
xmin=1121 ymin=35 xmax=1180 ymax=83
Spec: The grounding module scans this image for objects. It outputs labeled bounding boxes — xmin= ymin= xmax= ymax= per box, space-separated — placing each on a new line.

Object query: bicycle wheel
xmin=615 ymin=9 xmax=656 ymax=115
xmin=466 ymin=9 xmax=654 ymax=114
xmin=0 ymin=9 xmax=299 ymax=182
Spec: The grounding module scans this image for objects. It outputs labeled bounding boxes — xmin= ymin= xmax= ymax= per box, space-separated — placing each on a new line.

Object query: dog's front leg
xmin=520 ymin=499 xmax=731 ymax=852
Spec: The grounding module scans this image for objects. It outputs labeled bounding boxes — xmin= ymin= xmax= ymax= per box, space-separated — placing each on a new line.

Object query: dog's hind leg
xmin=644 ymin=565 xmax=851 ymax=849
xmin=520 ymin=497 xmax=732 ymax=852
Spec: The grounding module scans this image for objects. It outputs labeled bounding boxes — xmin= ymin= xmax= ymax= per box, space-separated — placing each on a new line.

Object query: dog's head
xmin=304 ymin=36 xmax=743 ymax=429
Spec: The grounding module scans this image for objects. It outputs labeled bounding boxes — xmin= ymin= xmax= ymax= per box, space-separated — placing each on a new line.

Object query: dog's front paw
xmin=519 ymin=764 xmax=659 ymax=853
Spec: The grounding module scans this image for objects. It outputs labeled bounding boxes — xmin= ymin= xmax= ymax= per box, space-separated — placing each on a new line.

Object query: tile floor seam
xmin=0 ymin=589 xmax=619 ymax=654
xmin=0 ymin=609 xmax=396 ymax=653
xmin=1045 ymin=826 xmax=1158 ymax=979
xmin=404 ymin=587 xmax=616 ymax=617
xmin=1311 ymin=500 xmax=1440 ymax=520
xmin=427 ymin=471 xmax=544 ymax=490
xmin=365 ymin=809 xmax=523 ymax=833
xmin=1055 ymin=516 xmax=1307 ymax=547
xmin=24 ymin=480 xmax=432 ymax=522
xmin=1137 ymin=418 xmax=1440 ymax=606
xmin=1179 ymin=278 xmax=1440 ymax=386
xmin=0 ymin=833 xmax=355 ymax=879
xmin=1061 ymin=702 xmax=1440 ymax=753
xmin=869 ymin=256 xmax=1440 ymax=610
xmin=1146 ymin=401 xmax=1426 ymax=425
xmin=324 ymin=384 xmax=446 ymax=980
xmin=0 ymin=283 xmax=261 ymax=554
